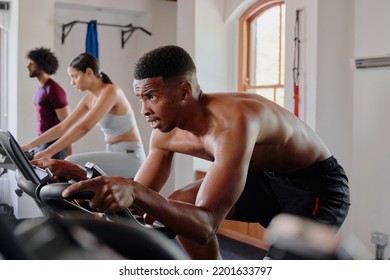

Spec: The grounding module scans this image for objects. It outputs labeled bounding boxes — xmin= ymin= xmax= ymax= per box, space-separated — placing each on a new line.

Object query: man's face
xmin=133 ymin=77 xmax=183 ymax=133
xmin=27 ymin=60 xmax=41 ymax=78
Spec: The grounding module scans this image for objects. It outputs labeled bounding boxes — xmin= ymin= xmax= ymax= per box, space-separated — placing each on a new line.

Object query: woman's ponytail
xmin=100 ymin=71 xmax=113 ymax=84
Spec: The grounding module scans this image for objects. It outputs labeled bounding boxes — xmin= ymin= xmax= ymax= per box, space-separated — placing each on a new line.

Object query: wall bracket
xmin=61 ymin=20 xmax=152 ymax=49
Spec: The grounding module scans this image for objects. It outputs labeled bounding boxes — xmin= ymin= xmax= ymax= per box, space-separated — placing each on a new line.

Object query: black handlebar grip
xmin=38 ymin=182 xmax=94 ymax=203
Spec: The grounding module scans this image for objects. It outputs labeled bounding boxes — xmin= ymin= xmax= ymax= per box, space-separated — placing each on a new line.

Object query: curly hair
xmin=133 ymin=45 xmax=196 ymax=80
xmin=26 ymin=47 xmax=59 ymax=75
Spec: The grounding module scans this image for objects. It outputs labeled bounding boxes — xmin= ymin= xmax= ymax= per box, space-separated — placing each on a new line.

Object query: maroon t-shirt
xmin=33 ymin=78 xmax=68 ymax=135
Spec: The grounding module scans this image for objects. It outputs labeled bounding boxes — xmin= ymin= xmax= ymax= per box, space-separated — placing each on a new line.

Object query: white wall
xmin=316 ymin=0 xmax=354 ymax=172
xmin=176 ymin=0 xmax=232 ymax=180
xmin=5 ymin=0 xmax=57 ymax=218
xmin=6 ymin=0 xmax=390 ymax=259
xmin=174 ymin=0 xmax=196 ymax=187
xmin=148 ymin=0 xmax=178 ymax=197
xmin=195 ymin=0 xmax=229 ymax=93
xmin=7 ymin=0 xmax=55 ymax=142
xmin=351 ymin=0 xmax=390 ymax=259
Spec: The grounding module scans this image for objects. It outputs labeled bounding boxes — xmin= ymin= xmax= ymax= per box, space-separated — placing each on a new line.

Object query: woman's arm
xmin=35 ymin=85 xmax=120 ymax=158
xmin=55 ymin=106 xmax=71 ymax=121
xmin=22 ymin=100 xmax=88 ymax=151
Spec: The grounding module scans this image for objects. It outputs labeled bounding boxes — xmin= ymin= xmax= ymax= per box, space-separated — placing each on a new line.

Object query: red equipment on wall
xmin=293 ymin=9 xmax=301 ymax=117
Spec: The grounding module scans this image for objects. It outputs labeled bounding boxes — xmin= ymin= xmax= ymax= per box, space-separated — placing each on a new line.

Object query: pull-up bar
xmin=61 ymin=20 xmax=152 ymax=48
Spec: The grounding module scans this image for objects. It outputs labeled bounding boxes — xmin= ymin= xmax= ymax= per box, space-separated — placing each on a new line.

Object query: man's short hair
xmin=26 ymin=47 xmax=59 ymax=75
xmin=133 ymin=45 xmax=196 ymax=80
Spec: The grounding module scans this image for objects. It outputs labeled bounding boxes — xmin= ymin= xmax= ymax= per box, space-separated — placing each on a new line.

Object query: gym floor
xmin=218 ymin=234 xmax=266 ymax=260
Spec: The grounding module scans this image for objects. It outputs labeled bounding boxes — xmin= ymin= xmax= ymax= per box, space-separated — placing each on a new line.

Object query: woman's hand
xmin=33 ymin=150 xmax=52 ymax=160
xmin=20 ymin=144 xmax=31 ymax=151
xmin=31 ymin=158 xmax=87 ymax=182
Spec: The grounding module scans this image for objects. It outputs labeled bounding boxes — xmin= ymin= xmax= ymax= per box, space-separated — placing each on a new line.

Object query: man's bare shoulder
xmin=205 ymin=91 xmax=266 ymax=100
xmin=204 ymin=92 xmax=270 ymax=109
xmin=150 ymin=128 xmax=184 ymax=148
xmin=203 ymin=92 xmax=272 ymax=123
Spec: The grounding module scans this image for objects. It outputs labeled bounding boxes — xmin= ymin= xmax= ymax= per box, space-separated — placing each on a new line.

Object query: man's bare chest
xmin=167 ymin=132 xmax=215 ymax=161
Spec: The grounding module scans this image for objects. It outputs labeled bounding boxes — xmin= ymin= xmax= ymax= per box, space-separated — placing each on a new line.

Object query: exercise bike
xmin=0 ymin=129 xmax=187 ymax=260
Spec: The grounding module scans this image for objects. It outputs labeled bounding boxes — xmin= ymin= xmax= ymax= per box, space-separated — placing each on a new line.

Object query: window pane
xmin=247 ymin=87 xmax=284 ymax=107
xmin=256 ymin=88 xmax=275 ymax=101
xmin=250 ymin=6 xmax=281 ymax=86
xmin=275 ymin=87 xmax=285 ymax=107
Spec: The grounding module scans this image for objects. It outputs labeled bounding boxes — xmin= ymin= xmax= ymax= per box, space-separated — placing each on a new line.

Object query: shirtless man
xmin=60 ymin=45 xmax=350 ymax=259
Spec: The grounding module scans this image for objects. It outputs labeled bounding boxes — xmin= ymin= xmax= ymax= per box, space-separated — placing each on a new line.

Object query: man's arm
xmin=134 ymin=130 xmax=174 ymax=192
xmin=55 ymin=106 xmax=72 ymax=156
xmin=63 ymin=118 xmax=259 ymax=244
xmin=134 ymin=119 xmax=259 ymax=243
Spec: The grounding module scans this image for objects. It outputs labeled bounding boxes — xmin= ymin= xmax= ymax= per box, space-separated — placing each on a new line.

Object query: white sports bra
xmin=97 ymin=112 xmax=136 ymax=137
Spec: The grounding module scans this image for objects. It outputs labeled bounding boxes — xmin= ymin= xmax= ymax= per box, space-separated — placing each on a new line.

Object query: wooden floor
xmin=218 ymin=220 xmax=269 ymax=251
xmin=218 ymin=234 xmax=267 ymax=260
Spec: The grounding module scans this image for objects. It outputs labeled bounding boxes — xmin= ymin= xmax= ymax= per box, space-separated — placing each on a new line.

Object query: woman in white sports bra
xmin=22 ymin=53 xmax=146 ymax=175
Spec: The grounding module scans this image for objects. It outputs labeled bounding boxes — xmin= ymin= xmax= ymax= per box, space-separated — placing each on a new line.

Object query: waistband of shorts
xmin=106 ymin=140 xmax=141 ymax=145
xmin=105 ymin=140 xmax=145 ymax=157
xmin=289 ymin=156 xmax=339 ymax=177
xmin=105 ymin=140 xmax=143 ymax=149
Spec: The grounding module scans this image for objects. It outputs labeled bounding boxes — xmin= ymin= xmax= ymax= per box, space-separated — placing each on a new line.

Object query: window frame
xmin=238 ymin=0 xmax=285 ymax=103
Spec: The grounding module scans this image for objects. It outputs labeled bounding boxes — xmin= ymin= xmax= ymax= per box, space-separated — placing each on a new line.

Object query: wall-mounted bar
xmin=0 ymin=1 xmax=10 ymax=10
xmin=122 ymin=26 xmax=151 ymax=48
xmin=354 ymin=56 xmax=390 ymax=69
xmin=61 ymin=20 xmax=152 ymax=48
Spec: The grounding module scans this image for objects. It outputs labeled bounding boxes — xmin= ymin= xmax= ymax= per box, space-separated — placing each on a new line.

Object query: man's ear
xmin=180 ymin=81 xmax=192 ymax=100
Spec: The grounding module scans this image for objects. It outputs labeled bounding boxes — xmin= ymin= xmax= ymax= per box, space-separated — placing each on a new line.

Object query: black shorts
xmin=229 ymin=156 xmax=350 ymax=229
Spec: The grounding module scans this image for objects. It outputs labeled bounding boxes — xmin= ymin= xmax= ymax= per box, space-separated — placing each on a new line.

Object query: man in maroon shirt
xmin=26 ymin=47 xmax=71 ymax=159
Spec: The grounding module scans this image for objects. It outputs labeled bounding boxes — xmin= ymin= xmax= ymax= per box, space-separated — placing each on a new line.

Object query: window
xmin=239 ymin=0 xmax=285 ymax=106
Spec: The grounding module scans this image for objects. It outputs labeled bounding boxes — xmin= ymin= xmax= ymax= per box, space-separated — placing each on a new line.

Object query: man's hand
xmin=62 ymin=176 xmax=136 ymax=212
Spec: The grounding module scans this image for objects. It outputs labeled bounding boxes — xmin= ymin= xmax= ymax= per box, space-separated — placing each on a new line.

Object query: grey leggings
xmin=105 ymin=141 xmax=146 ymax=161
